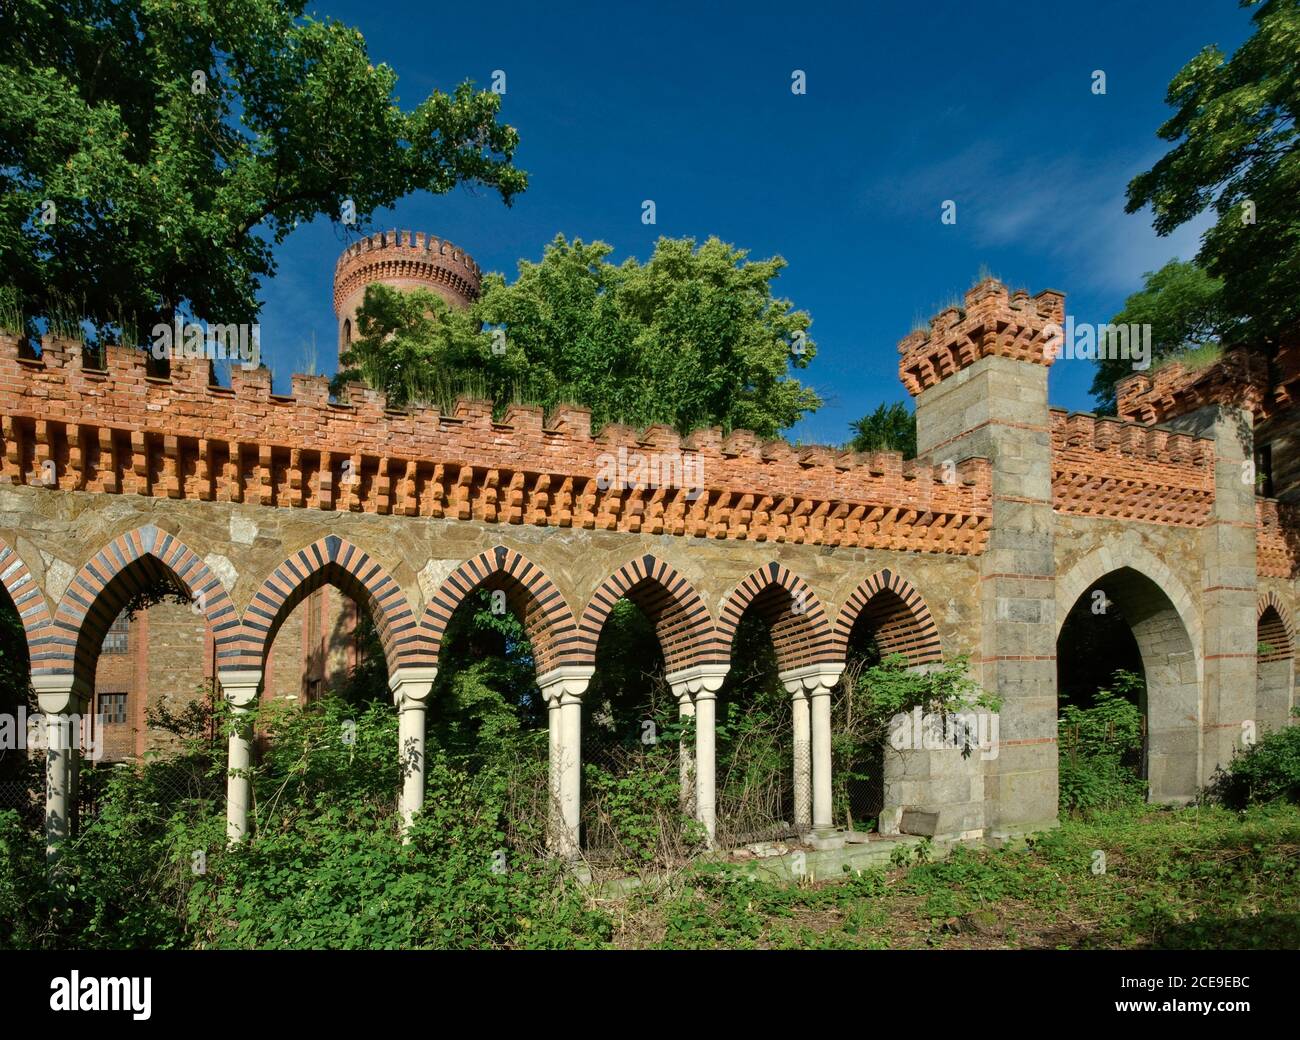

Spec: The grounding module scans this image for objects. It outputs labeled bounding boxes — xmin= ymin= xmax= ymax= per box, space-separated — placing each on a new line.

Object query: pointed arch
xmin=716 ymin=562 xmax=836 ymax=671
xmin=420 ymin=546 xmax=577 ymax=674
xmin=1257 ymin=591 xmax=1294 ymax=663
xmin=577 ymin=554 xmax=722 ymax=672
xmin=1055 ymin=545 xmax=1202 ymax=803
xmin=832 ymin=568 xmax=942 ymax=665
xmin=44 ymin=525 xmax=238 ymax=681
xmin=234 ymin=535 xmax=428 ymax=675
xmin=1055 ymin=542 xmax=1203 ymax=661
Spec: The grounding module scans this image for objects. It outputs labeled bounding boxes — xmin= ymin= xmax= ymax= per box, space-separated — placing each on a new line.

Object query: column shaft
xmin=45 ymin=714 xmax=73 ymax=862
xmin=695 ymin=693 xmax=717 ymax=847
xmin=557 ymin=694 xmax=582 ymax=857
xmin=811 ymin=690 xmax=833 ymax=831
xmin=677 ymin=694 xmax=696 ymax=816
xmin=398 ymin=702 xmax=427 ymax=830
xmin=791 ymin=690 xmax=812 ymax=832
xmin=226 ymin=701 xmax=255 ymax=842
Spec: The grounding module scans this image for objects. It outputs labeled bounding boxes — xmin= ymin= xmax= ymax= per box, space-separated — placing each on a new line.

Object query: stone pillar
xmin=538 ymin=666 xmax=593 ymax=858
xmin=908 ymin=283 xmax=1064 ymax=839
xmin=780 ymin=663 xmax=844 ymax=835
xmin=33 ymin=673 xmax=89 ymax=864
xmin=666 ymin=663 xmax=729 ymax=847
xmin=1164 ymin=403 xmax=1258 ymax=784
xmin=676 ymin=691 xmax=696 ymax=816
xmin=389 ymin=666 xmax=437 ymax=834
xmin=789 ymin=685 xmax=812 ymax=832
xmin=218 ymin=669 xmax=262 ymax=843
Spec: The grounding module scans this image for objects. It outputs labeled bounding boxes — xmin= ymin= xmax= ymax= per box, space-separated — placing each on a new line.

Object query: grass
xmin=608 ymin=802 xmax=1300 ymax=949
xmin=1150 ymin=342 xmax=1224 ymax=376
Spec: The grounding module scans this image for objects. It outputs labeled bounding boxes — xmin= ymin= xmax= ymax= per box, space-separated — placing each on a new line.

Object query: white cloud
xmin=865 ymin=143 xmax=1214 ymax=295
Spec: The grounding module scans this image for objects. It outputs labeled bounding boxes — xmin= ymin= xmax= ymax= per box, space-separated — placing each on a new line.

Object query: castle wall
xmin=3 ymin=270 xmax=1297 ymax=843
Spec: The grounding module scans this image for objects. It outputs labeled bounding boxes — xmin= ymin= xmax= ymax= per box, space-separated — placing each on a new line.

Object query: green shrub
xmin=1209 ymin=721 xmax=1300 ymax=810
xmin=0 ymin=695 xmax=609 ymax=950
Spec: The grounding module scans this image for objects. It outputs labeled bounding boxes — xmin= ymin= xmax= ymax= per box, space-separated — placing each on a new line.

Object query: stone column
xmin=389 ymin=666 xmax=438 ymax=834
xmin=33 ymin=673 xmax=89 ymax=864
xmin=538 ymin=666 xmax=593 ymax=858
xmin=788 ymin=684 xmax=812 ymax=832
xmin=676 ymin=690 xmax=696 ymax=816
xmin=666 ymin=663 xmax=729 ymax=847
xmin=780 ymin=663 xmax=844 ymax=835
xmin=217 ymin=669 xmax=262 ymax=843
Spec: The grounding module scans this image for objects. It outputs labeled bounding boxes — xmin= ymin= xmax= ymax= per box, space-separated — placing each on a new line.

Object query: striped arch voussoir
xmin=233 ymin=535 xmax=427 ymax=674
xmin=1257 ymin=591 xmax=1295 ymax=663
xmin=576 ymin=554 xmax=722 ymax=671
xmin=420 ymin=546 xmax=577 ymax=673
xmin=832 ymin=568 xmax=942 ymax=666
xmin=717 ymin=562 xmax=836 ymax=670
xmin=44 ymin=525 xmax=237 ymax=680
xmin=0 ymin=539 xmax=52 ymax=661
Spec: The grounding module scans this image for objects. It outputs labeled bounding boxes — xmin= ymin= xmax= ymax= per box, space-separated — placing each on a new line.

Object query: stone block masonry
xmin=1 ymin=247 xmax=1295 ymax=860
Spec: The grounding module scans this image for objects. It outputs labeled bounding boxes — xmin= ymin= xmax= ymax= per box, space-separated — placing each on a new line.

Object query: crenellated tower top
xmin=897 ymin=278 xmax=1065 ymax=396
xmin=332 ymin=230 xmax=482 ymax=360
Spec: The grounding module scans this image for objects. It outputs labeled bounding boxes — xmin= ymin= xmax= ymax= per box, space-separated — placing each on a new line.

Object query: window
xmin=99 ymin=692 xmax=127 ymax=725
xmin=101 ymin=610 xmax=129 ymax=654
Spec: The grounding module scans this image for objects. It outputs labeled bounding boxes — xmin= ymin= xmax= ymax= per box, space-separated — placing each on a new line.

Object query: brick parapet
xmin=1116 ymin=340 xmax=1299 ymax=426
xmin=1257 ymin=498 xmax=1300 ymax=579
xmin=898 ymin=278 xmax=1065 ymax=396
xmin=0 ymin=334 xmax=992 ymax=554
xmin=332 ymin=229 xmax=482 ymax=316
xmin=1048 ymin=408 xmax=1217 ymax=526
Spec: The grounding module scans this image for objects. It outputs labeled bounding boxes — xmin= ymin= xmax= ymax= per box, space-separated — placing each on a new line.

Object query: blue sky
xmin=258 ymin=0 xmax=1254 ymax=444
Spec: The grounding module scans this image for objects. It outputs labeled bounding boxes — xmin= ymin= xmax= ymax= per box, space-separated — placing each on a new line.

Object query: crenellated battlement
xmin=1117 ymin=341 xmax=1299 ymax=426
xmin=898 ymin=278 xmax=1066 ymax=396
xmin=332 ymin=229 xmax=482 ymax=319
xmin=0 ymin=334 xmax=993 ymax=553
xmin=1049 ymin=407 xmax=1216 ymax=525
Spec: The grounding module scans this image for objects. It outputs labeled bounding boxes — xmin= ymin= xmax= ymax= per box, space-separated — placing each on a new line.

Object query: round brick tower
xmin=332 ymin=230 xmax=482 ymax=359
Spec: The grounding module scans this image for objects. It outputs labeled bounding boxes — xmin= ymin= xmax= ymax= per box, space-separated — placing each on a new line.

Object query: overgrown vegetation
xmin=1058 ymin=669 xmax=1148 ymax=815
xmin=625 ymin=803 xmax=1300 ymax=950
xmin=1210 ymin=715 xmax=1300 ymax=810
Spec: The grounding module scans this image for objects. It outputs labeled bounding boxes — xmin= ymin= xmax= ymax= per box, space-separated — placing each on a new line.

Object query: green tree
xmin=847 ymin=401 xmax=916 ymax=459
xmin=0 ymin=0 xmax=525 ymax=337
xmin=348 ymin=234 xmax=821 ymax=437
xmin=1126 ymin=0 xmax=1299 ymax=348
xmin=333 ymin=284 xmax=512 ymax=409
xmin=1091 ymin=259 xmax=1239 ymax=413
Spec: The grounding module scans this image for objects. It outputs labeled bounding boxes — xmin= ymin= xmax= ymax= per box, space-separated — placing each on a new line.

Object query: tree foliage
xmin=847 ymin=401 xmax=917 ymax=459
xmin=1092 ymin=259 xmax=1240 ymax=412
xmin=1126 ymin=0 xmax=1299 ymax=348
xmin=0 ymin=0 xmax=525 ymax=337
xmin=343 ymin=234 xmax=822 ymax=437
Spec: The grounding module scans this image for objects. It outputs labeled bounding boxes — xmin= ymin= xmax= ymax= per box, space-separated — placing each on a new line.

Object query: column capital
xmin=778 ymin=661 xmax=845 ymax=697
xmin=388 ymin=665 xmax=438 ymax=710
xmin=537 ymin=665 xmax=595 ymax=705
xmin=665 ymin=663 xmax=730 ymax=701
xmin=31 ymin=672 xmax=90 ymax=714
xmin=217 ymin=669 xmax=263 ymax=709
